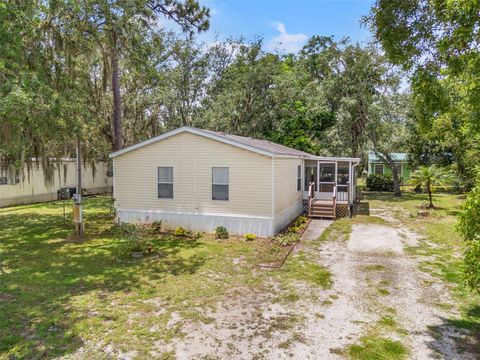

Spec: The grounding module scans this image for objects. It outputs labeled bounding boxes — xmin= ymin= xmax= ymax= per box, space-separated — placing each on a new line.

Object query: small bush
xmin=174 ymin=227 xmax=188 ymax=236
xmin=366 ymin=174 xmax=394 ymax=191
xmin=245 ymin=233 xmax=256 ymax=241
xmin=458 ymin=185 xmax=480 ymax=292
xmin=109 ymin=223 xmax=139 ymax=237
xmin=150 ymin=220 xmax=163 ymax=234
xmin=214 ymin=226 xmax=229 ymax=239
xmin=289 ymin=215 xmax=308 ymax=233
xmin=275 ymin=233 xmax=298 ymax=247
xmin=127 ymin=237 xmax=145 ymax=253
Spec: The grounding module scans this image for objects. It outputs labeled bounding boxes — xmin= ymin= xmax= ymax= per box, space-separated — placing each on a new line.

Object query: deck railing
xmin=336 ymin=184 xmax=349 ymax=203
xmin=332 ymin=185 xmax=337 ymax=218
xmin=307 ymin=182 xmax=315 ymax=217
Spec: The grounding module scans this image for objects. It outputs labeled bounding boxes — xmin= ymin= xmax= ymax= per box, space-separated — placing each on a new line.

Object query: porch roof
xmin=305 ymin=156 xmax=361 ymax=163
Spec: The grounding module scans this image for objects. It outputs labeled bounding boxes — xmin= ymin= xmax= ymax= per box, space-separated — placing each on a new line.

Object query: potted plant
xmin=128 ymin=238 xmax=145 ymax=258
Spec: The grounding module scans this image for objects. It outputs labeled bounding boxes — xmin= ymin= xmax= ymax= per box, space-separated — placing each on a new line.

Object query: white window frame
xmin=212 ymin=167 xmax=229 ymax=201
xmin=297 ymin=165 xmax=302 ymax=191
xmin=157 ymin=166 xmax=173 ymax=199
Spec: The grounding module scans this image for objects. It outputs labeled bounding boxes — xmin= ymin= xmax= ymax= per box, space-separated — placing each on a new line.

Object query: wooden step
xmin=310 ymin=208 xmax=334 ymax=214
xmin=311 ymin=205 xmax=334 ymax=211
xmin=309 ymin=213 xmax=335 ymax=219
xmin=310 ymin=210 xmax=334 ymax=216
xmin=309 ymin=199 xmax=335 ymax=218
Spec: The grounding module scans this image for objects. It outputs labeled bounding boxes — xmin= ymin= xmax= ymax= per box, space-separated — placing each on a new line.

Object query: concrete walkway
xmin=301 ymin=219 xmax=333 ymax=241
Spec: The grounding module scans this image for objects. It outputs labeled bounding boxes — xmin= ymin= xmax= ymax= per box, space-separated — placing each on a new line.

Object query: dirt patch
xmin=348 ymin=224 xmax=404 ymax=254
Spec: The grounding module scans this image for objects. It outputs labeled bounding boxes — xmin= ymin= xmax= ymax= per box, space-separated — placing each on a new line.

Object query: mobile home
xmin=110 ymin=127 xmax=359 ymax=237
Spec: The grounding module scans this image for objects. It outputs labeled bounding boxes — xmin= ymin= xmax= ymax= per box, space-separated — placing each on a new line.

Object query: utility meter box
xmin=73 ymin=205 xmax=82 ymax=223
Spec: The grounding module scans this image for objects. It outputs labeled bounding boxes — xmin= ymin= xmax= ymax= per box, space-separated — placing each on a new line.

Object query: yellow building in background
xmin=0 ymin=160 xmax=112 ymax=207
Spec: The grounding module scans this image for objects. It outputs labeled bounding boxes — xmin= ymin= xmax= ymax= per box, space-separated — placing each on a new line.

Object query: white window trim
xmin=157 ymin=166 xmax=174 ymax=199
xmin=212 ymin=167 xmax=229 ymax=201
xmin=297 ymin=165 xmax=302 ymax=192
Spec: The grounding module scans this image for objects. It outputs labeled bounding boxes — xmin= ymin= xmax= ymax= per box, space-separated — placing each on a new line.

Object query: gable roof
xmin=109 ymin=126 xmax=314 ymax=159
xmin=368 ymin=152 xmax=408 ymax=162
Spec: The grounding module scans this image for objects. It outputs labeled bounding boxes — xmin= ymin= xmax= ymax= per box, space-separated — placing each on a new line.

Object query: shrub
xmin=150 ymin=220 xmax=163 ymax=234
xmin=274 ymin=233 xmax=298 ymax=247
xmin=127 ymin=237 xmax=145 ymax=253
xmin=109 ymin=223 xmax=139 ymax=237
xmin=245 ymin=233 xmax=256 ymax=241
xmin=295 ymin=215 xmax=308 ymax=227
xmin=366 ymin=174 xmax=394 ymax=191
xmin=458 ymin=185 xmax=480 ymax=292
xmin=214 ymin=226 xmax=229 ymax=239
xmin=174 ymin=227 xmax=188 ymax=236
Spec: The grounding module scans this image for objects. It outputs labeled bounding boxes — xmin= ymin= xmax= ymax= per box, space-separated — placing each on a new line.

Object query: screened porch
xmin=303 ymin=157 xmax=359 ymax=205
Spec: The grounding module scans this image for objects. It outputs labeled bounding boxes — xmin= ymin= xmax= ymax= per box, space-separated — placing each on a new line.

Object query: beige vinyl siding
xmin=114 ymin=132 xmax=273 ymax=218
xmin=274 ymin=158 xmax=303 ymax=216
xmin=0 ymin=161 xmax=111 ymax=208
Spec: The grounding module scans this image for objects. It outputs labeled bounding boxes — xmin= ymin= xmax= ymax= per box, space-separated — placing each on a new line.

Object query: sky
xmin=197 ymin=0 xmax=375 ymax=52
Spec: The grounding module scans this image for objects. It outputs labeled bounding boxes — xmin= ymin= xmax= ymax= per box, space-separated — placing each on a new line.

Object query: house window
xmin=158 ymin=167 xmax=173 ymax=198
xmin=374 ymin=164 xmax=384 ymax=175
xmin=212 ymin=167 xmax=229 ymax=200
xmin=297 ymin=165 xmax=302 ymax=191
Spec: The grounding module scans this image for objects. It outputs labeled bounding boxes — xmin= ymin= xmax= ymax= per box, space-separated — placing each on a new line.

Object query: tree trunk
xmin=427 ymin=180 xmax=433 ymax=208
xmin=390 ymin=162 xmax=401 ymax=197
xmin=112 ymin=33 xmax=122 ymax=151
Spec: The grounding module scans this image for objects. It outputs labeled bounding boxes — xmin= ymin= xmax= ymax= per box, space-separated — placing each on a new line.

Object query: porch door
xmin=317 ymin=162 xmax=336 ymax=200
xmin=336 ymin=161 xmax=350 ymax=202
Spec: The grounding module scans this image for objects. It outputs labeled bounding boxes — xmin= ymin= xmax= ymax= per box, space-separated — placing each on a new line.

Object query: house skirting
xmin=0 ymin=186 xmax=112 ymax=208
xmin=116 ymin=208 xmax=302 ymax=238
xmin=273 ymin=199 xmax=304 ymax=234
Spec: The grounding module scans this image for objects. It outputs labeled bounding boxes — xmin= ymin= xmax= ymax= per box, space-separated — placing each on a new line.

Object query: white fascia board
xmin=109 ymin=127 xmax=275 ymax=158
xmin=309 ymin=156 xmax=361 ymax=162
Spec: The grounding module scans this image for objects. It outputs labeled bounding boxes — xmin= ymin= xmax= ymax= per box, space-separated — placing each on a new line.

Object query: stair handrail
xmin=308 ymin=182 xmax=315 ymax=217
xmin=333 ymin=185 xmax=337 ymax=218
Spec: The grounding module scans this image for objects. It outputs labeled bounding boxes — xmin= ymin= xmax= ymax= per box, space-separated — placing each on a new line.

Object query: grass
xmin=280 ymin=251 xmax=332 ymax=288
xmin=0 ymin=196 xmax=290 ymax=359
xmin=346 ymin=336 xmax=408 ymax=360
xmin=318 ymin=214 xmax=387 ymax=243
xmin=345 ymin=311 xmax=409 ymax=359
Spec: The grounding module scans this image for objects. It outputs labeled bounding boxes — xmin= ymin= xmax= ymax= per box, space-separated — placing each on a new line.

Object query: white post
xmin=74 ymin=137 xmax=83 ymax=237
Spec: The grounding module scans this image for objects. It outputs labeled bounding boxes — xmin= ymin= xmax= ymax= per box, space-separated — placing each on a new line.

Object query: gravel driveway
xmin=152 ymin=210 xmax=477 ymax=359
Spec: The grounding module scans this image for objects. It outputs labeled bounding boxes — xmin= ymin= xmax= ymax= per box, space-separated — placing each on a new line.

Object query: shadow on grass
xmin=426 ymin=307 xmax=480 ymax=357
xmin=363 ymin=191 xmax=425 ymax=203
xmin=0 ymin=200 xmax=204 ymax=358
xmin=355 ymin=201 xmax=370 ymax=216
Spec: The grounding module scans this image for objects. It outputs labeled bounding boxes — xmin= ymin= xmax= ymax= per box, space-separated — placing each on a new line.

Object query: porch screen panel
xmin=319 ymin=164 xmax=335 ymax=182
xmin=304 ymin=167 xmax=317 ymax=191
xmin=319 ymin=183 xmax=334 ymax=192
xmin=337 ymin=162 xmax=349 ymax=185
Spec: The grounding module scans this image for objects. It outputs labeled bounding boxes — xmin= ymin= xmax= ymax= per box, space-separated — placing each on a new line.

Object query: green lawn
xmin=0 ymin=196 xmax=323 ymax=359
xmin=1 ymin=192 xmax=478 ymax=359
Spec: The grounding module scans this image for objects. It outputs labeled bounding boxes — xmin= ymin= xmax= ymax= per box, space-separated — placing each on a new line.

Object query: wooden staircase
xmin=309 ymin=200 xmax=335 ymax=219
xmin=307 ymin=182 xmax=337 ymax=219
